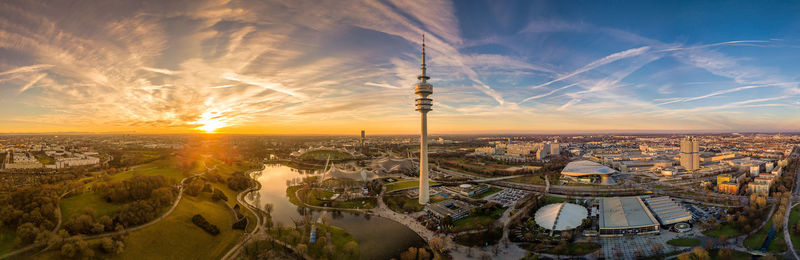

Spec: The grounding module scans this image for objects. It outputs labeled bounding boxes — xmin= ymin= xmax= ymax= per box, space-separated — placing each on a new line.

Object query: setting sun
xmin=196 ymin=119 xmax=226 ymax=133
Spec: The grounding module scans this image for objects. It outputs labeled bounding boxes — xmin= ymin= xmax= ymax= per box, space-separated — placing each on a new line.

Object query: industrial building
xmin=642 ymin=196 xmax=693 ymax=226
xmin=598 ymin=197 xmax=660 ymax=237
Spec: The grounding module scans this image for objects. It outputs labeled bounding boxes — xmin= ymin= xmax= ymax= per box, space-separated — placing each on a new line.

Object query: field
xmin=453 ymin=208 xmax=505 ymax=232
xmin=299 ymin=150 xmax=353 ymax=161
xmin=510 ymin=175 xmax=547 ymax=185
xmin=60 ymin=191 xmax=123 ymax=221
xmin=667 ymin=238 xmax=701 ymax=247
xmin=112 ymin=194 xmax=241 ymax=260
xmin=790 ymin=205 xmax=800 ymax=249
xmin=384 ymin=194 xmax=424 ymax=213
xmin=703 ymin=223 xmax=743 ymax=237
xmin=108 ymin=159 xmax=187 ymax=182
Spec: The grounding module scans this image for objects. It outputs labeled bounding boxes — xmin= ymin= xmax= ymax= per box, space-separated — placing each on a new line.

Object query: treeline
xmin=0 ymin=184 xmax=61 ymax=246
xmin=192 ymin=214 xmax=219 ymax=235
xmin=227 ymin=172 xmax=252 ymax=191
xmin=96 ymin=175 xmax=171 ymax=203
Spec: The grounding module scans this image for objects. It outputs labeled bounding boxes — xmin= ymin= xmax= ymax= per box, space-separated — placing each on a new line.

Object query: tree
xmin=296 ymin=243 xmax=308 ymax=257
xmin=691 ymin=247 xmax=710 ymax=260
xmin=652 ymin=243 xmax=663 ymax=255
xmin=344 ymin=241 xmax=359 ymax=257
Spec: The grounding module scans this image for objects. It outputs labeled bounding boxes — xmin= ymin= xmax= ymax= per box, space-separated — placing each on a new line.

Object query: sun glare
xmin=196 ymin=120 xmax=226 ymax=133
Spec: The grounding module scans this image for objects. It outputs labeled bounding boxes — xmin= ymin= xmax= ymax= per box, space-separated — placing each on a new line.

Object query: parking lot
xmin=488 ymin=188 xmax=528 ymax=207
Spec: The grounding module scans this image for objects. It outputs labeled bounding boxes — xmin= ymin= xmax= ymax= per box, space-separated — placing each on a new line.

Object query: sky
xmin=0 ymin=0 xmax=799 ymax=134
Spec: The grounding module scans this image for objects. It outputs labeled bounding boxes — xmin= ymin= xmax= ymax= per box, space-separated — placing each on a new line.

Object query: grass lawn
xmin=790 ymin=206 xmax=800 ymax=250
xmin=703 ymin=223 xmax=743 ymax=237
xmin=476 ymin=187 xmax=502 ymax=199
xmin=708 ymin=249 xmax=753 ymax=260
xmin=510 ymin=175 xmax=546 ymax=185
xmin=384 ymin=195 xmax=424 ymax=213
xmin=667 ymin=238 xmax=701 ymax=247
xmin=288 ymin=186 xmax=375 ymax=210
xmin=0 ymin=228 xmax=15 ymax=255
xmin=60 ymin=191 xmax=123 ymax=221
xmin=385 ymin=181 xmax=419 ymax=192
xmin=108 ymin=159 xmax=187 ymax=182
xmin=542 ymin=242 xmax=601 ymax=255
xmin=299 ymin=150 xmax=353 ymax=161
xmin=110 ymin=194 xmax=241 ymax=260
xmin=743 ymin=214 xmax=786 ymax=253
xmin=453 ymin=208 xmax=504 ymax=232
xmin=542 ymin=195 xmax=571 ymax=204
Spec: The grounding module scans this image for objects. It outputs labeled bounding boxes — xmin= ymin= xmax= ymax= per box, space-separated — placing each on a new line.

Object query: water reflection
xmin=246 ymin=164 xmax=424 ymax=259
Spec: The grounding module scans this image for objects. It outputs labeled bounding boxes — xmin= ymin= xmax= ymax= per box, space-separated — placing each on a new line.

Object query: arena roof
xmin=561 ymin=160 xmax=616 ymax=176
xmin=599 ymin=197 xmax=659 ymax=229
xmin=534 ymin=202 xmax=588 ymax=231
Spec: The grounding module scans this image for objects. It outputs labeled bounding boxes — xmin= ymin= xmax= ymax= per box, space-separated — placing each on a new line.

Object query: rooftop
xmin=599 ymin=197 xmax=659 ymax=229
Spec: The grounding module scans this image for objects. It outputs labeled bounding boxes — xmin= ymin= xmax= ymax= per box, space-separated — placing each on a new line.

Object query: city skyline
xmin=1 ymin=0 xmax=800 ymax=134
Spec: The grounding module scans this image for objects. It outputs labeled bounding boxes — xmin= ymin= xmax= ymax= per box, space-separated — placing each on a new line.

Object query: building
xmin=426 ymin=199 xmax=473 ymax=221
xmin=598 ymin=197 xmax=660 ymax=237
xmin=643 ymin=196 xmax=693 ymax=226
xmin=680 ymin=137 xmax=700 ymax=171
xmin=414 ymin=36 xmax=433 ymax=204
xmin=455 ymin=184 xmax=490 ymax=197
xmin=360 ymin=130 xmax=365 ymax=147
xmin=561 ymin=160 xmax=617 ymax=185
xmin=534 ymin=202 xmax=588 ymax=232
xmin=719 ymin=182 xmax=740 ymax=194
xmin=716 ymin=174 xmax=731 ymax=187
xmin=748 ymin=182 xmax=770 ymax=195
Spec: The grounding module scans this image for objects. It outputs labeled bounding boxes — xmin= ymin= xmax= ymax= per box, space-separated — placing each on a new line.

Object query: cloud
xmin=532 ymin=46 xmax=651 ymax=89
xmin=656 ymin=84 xmax=774 ymax=105
xmin=365 ymin=82 xmax=401 ymax=89
xmin=0 ymin=64 xmax=52 ymax=76
xmin=17 ymin=73 xmax=46 ymax=93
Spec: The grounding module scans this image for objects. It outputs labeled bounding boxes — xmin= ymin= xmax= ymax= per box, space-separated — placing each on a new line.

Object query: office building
xmin=680 ymin=136 xmax=700 ymax=171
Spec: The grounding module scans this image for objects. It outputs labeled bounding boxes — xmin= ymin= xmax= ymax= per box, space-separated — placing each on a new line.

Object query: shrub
xmin=212 ymin=189 xmax=228 ymax=202
xmin=191 ymin=214 xmax=219 ymax=235
xmin=232 ymin=218 xmax=247 ymax=230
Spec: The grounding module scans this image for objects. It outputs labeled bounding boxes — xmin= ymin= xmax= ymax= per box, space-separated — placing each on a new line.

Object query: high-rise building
xmin=414 ymin=35 xmax=433 ymax=204
xmin=360 ymin=130 xmax=365 ymax=147
xmin=680 ymin=136 xmax=700 ymax=171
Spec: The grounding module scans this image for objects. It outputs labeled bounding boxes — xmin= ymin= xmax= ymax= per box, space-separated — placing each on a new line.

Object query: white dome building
xmin=534 ymin=202 xmax=588 ymax=232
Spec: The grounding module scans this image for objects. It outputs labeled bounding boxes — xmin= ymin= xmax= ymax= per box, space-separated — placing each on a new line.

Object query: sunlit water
xmin=245 ymin=164 xmax=424 ymax=259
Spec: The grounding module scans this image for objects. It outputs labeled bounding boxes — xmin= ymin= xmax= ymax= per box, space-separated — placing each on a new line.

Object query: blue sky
xmin=0 ymin=0 xmax=798 ymax=134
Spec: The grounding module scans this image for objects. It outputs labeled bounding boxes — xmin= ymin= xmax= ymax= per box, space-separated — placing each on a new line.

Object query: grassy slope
xmin=108 ymin=159 xmax=186 ymax=182
xmin=0 ymin=228 xmax=15 ymax=255
xmin=113 ymin=194 xmax=241 ymax=260
xmin=60 ymin=191 xmax=122 ymax=221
